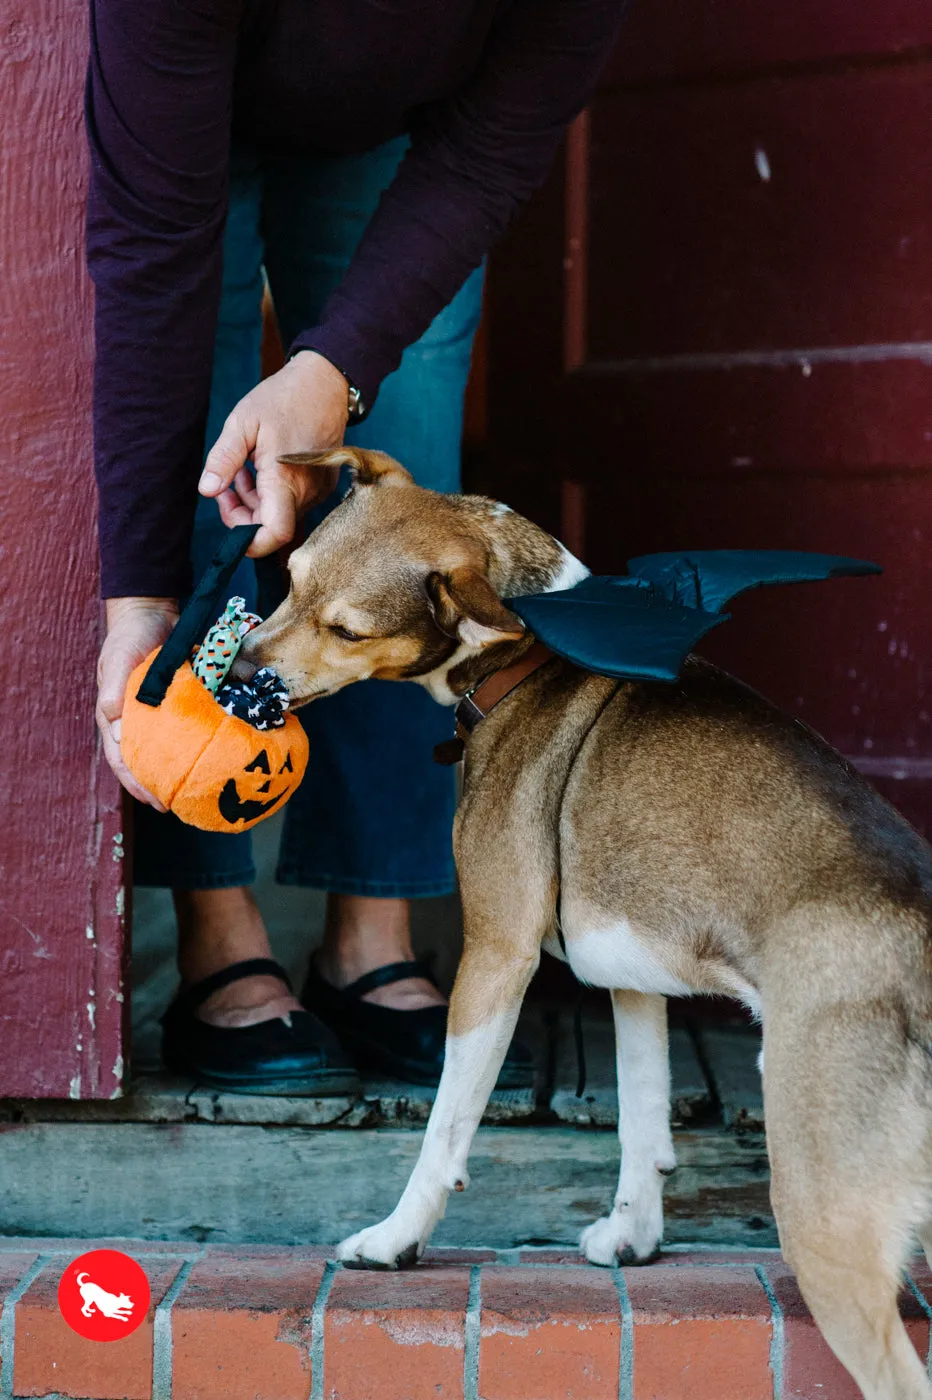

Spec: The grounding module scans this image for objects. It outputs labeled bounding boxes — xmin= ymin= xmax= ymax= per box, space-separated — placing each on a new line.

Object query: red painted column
xmin=0 ymin=0 xmax=127 ymax=1095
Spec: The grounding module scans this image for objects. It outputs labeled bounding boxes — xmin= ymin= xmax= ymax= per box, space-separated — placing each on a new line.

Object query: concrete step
xmin=0 ymin=1122 xmax=774 ymax=1250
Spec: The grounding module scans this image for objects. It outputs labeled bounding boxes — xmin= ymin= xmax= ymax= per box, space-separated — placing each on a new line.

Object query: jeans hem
xmin=134 ymin=866 xmax=258 ymax=891
xmin=276 ymin=865 xmax=457 ymax=899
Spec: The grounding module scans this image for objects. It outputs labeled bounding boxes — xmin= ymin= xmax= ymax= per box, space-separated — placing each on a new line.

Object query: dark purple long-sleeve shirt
xmin=86 ymin=0 xmax=626 ymax=598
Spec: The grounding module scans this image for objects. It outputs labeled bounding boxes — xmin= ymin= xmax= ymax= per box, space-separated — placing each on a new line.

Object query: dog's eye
xmin=329 ymin=624 xmax=365 ymax=642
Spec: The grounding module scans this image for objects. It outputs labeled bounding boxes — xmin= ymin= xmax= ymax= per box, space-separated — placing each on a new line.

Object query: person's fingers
xmin=217 ymin=487 xmax=258 ymax=529
xmin=241 ymin=462 xmax=342 ymax=554
xmin=95 ymin=699 xmax=168 ymax=811
xmin=248 ymin=521 xmax=294 ymax=558
xmin=201 ymin=406 xmax=258 ymax=497
xmin=97 ymin=603 xmax=177 ymax=810
xmin=97 ymin=649 xmax=133 ymax=724
xmin=216 ymin=466 xmax=261 ymax=526
xmin=249 ymin=465 xmax=297 ymax=555
xmin=233 ymin=467 xmax=260 ymax=511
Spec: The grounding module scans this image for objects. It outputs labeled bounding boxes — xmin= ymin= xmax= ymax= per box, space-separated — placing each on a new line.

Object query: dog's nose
xmin=230 ymin=654 xmax=258 ymax=682
xmin=235 ymin=629 xmax=263 ymax=678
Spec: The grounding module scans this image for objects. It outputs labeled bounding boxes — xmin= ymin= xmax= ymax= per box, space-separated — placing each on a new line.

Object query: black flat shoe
xmin=301 ymin=958 xmax=535 ymax=1089
xmin=161 ymin=957 xmax=361 ymax=1096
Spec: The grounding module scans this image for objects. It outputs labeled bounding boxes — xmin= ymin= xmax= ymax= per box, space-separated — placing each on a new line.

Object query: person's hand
xmin=198 ymin=350 xmax=349 ymax=557
xmin=97 ymin=596 xmax=179 ymax=809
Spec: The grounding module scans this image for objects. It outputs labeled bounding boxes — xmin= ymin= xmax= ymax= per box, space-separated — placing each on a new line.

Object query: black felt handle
xmin=135 ymin=524 xmax=259 ymax=708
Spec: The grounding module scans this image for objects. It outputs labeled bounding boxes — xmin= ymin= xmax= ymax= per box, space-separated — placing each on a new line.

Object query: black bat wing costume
xmin=507 ymin=551 xmax=881 ymax=682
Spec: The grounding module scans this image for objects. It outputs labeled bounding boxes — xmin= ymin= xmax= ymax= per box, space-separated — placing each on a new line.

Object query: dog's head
xmin=239 ymin=448 xmax=585 ymax=706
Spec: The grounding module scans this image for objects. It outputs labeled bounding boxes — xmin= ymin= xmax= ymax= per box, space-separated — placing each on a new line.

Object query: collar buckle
xmin=432 ymin=642 xmax=554 ymax=766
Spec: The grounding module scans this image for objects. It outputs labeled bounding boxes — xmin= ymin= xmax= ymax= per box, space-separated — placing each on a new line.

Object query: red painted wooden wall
xmin=0 ymin=0 xmax=127 ymax=1096
xmin=479 ymin=0 xmax=932 ymax=834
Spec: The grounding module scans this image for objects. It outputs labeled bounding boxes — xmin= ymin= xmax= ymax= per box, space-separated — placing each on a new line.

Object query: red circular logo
xmin=57 ymin=1250 xmax=151 ymax=1342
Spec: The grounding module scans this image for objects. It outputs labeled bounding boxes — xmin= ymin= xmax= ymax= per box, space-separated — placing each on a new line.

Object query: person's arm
xmin=87 ymin=0 xmax=347 ymax=802
xmin=206 ymin=0 xmax=626 ymax=517
xmin=86 ymin=0 xmax=242 ymax=602
xmin=291 ymin=0 xmax=627 ymax=407
xmin=87 ymin=0 xmax=243 ymax=799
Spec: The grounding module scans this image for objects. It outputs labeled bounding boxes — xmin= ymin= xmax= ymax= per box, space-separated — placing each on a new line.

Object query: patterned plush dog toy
xmin=192 ymin=596 xmax=261 ymax=693
xmin=191 ymin=596 xmax=290 ymax=731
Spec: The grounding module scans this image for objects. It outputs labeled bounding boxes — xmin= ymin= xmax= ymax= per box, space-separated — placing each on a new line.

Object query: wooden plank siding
xmin=0 ymin=0 xmax=128 ymax=1096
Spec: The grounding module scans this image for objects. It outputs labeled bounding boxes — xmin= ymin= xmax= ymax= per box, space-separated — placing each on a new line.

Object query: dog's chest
xmin=563 ymin=921 xmax=693 ymax=996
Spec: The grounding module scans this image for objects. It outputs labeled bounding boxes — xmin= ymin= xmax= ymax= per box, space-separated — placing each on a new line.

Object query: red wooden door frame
xmin=0 ymin=0 xmax=128 ymax=1097
xmin=480 ymin=2 xmax=932 ymax=835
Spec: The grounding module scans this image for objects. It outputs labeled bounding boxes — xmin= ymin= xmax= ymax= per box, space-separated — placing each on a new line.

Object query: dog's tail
xmin=75 ymin=1272 xmax=89 ymax=1286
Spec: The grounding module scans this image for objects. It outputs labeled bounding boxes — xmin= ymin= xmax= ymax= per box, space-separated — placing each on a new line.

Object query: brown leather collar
xmin=433 ymin=642 xmax=554 ymax=765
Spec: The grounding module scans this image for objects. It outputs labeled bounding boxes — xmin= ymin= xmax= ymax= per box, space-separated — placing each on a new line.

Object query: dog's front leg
xmin=582 ymin=990 xmax=674 ymax=1265
xmin=338 ymin=942 xmax=539 ymax=1270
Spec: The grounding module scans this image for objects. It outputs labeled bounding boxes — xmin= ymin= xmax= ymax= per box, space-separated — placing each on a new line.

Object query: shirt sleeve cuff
xmin=99 ymin=571 xmax=193 ymax=602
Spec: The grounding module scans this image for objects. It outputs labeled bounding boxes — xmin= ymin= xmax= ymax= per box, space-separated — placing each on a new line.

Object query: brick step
xmin=0 ymin=1241 xmax=929 ymax=1399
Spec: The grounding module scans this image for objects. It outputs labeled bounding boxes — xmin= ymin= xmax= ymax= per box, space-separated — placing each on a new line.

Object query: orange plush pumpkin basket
xmin=121 ymin=525 xmax=308 ymax=833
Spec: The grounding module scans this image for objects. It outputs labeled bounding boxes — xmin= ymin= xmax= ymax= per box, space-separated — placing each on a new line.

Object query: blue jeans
xmin=134 ymin=139 xmax=483 ymax=896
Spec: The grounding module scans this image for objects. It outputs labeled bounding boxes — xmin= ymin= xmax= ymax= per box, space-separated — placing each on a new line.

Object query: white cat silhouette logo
xmin=75 ymin=1272 xmax=134 ymax=1323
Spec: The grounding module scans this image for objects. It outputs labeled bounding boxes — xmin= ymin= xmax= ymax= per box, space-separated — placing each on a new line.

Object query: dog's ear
xmin=426 ymin=566 xmax=525 ymax=648
xmin=277 ymin=447 xmax=412 ymax=487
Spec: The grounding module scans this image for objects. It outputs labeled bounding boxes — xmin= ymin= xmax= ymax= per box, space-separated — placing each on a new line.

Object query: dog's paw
xmin=337 ymin=1222 xmax=423 ymax=1271
xmin=581 ymin=1214 xmax=661 ymax=1267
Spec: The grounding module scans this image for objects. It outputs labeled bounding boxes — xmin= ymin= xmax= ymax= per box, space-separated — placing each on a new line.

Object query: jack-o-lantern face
xmin=218 ymin=749 xmax=296 ymax=826
xmin=121 ymin=652 xmax=310 ymax=833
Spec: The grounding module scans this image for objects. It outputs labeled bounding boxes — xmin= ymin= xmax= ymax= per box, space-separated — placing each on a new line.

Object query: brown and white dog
xmin=242 ymin=447 xmax=932 ymax=1400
